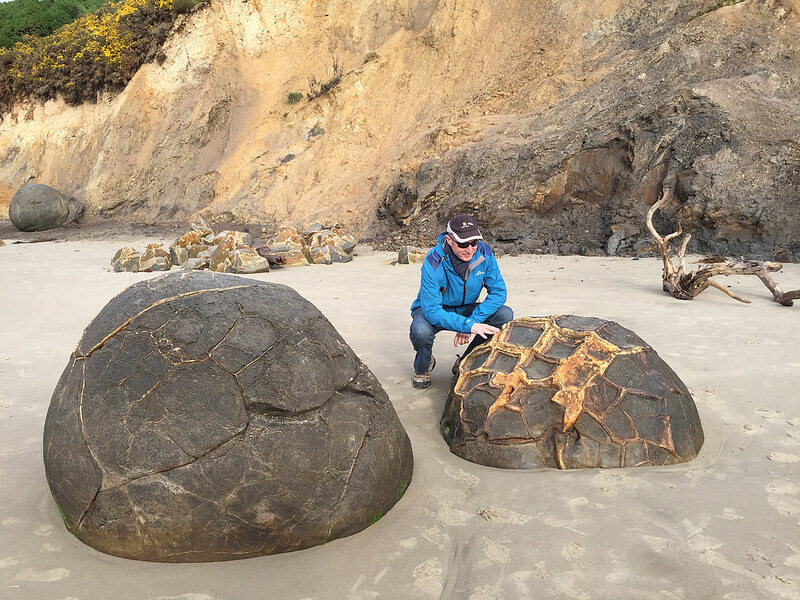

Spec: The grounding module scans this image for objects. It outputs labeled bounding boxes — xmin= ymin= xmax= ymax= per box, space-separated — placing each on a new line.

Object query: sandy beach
xmin=1 ymin=233 xmax=799 ymax=599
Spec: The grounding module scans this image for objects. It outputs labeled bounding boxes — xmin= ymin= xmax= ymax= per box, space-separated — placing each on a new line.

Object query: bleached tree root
xmin=646 ymin=172 xmax=799 ymax=306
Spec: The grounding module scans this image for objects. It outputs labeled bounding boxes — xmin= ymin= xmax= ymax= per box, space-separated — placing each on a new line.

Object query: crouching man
xmin=409 ymin=214 xmax=514 ymax=389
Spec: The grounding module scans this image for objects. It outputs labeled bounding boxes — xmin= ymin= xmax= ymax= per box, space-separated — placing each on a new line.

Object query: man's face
xmin=446 ymin=234 xmax=478 ymax=261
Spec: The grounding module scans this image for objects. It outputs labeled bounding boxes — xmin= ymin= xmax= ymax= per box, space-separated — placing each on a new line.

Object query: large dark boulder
xmin=43 ymin=272 xmax=413 ymax=562
xmin=9 ymin=183 xmax=69 ymax=232
xmin=441 ymin=316 xmax=704 ymax=469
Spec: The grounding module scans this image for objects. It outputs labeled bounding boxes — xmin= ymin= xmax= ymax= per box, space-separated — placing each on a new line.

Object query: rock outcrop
xmin=43 ymin=271 xmax=414 ymax=562
xmin=372 ymin=2 xmax=800 ymax=260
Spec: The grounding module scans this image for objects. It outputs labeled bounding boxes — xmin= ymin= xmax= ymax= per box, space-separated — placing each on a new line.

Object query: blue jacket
xmin=410 ymin=233 xmax=507 ymax=333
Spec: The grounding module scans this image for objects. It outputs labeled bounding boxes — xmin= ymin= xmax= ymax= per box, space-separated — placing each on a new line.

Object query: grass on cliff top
xmin=0 ymin=0 xmax=206 ymax=114
xmin=0 ymin=0 xmax=112 ymax=49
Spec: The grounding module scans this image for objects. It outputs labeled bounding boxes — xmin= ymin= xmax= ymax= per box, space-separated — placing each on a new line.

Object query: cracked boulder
xmin=43 ymin=271 xmax=413 ymax=562
xmin=139 ymin=243 xmax=171 ymax=271
xmin=397 ymin=246 xmax=427 ymax=264
xmin=111 ymin=247 xmax=141 ymax=272
xmin=441 ymin=316 xmax=703 ymax=469
xmin=169 ymin=228 xmax=214 ymax=266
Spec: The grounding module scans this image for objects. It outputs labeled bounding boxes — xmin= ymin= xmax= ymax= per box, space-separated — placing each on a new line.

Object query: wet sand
xmin=1 ymin=234 xmax=799 ymax=599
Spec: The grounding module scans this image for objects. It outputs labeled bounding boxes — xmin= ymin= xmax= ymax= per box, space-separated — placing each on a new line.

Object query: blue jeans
xmin=409 ymin=305 xmax=514 ymax=374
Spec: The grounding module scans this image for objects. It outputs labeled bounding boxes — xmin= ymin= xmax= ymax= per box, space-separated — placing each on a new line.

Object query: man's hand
xmin=470 ymin=323 xmax=500 ymax=339
xmin=454 ymin=332 xmax=471 ymax=346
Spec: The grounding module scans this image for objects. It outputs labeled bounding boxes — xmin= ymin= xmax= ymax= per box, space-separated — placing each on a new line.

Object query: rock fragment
xmin=111 ymin=247 xmax=141 ymax=272
xmin=397 ymin=246 xmax=427 ymax=264
xmin=139 ymin=243 xmax=171 ymax=271
xmin=169 ymin=229 xmax=213 ymax=267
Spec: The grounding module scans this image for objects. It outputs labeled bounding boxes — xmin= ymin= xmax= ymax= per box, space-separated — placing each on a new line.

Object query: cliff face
xmin=374 ymin=0 xmax=800 ymax=259
xmin=0 ymin=0 xmax=798 ymax=258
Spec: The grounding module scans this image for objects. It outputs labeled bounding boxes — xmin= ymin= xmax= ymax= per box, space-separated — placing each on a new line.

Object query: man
xmin=409 ymin=214 xmax=514 ymax=389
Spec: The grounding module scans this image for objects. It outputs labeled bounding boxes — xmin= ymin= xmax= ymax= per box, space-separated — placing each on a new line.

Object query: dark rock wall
xmin=372 ymin=1 xmax=800 ymax=260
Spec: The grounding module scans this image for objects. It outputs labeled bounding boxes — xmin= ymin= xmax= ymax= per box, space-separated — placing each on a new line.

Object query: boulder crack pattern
xmin=77 ymin=285 xmax=260 ymax=359
xmin=326 ymin=411 xmax=375 ymax=540
xmin=444 ymin=316 xmax=703 ymax=469
xmin=44 ymin=273 xmax=414 ymax=561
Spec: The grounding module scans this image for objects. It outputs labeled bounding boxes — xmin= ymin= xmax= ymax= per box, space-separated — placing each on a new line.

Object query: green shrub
xmin=171 ymin=0 xmax=203 ymax=14
xmin=307 ymin=57 xmax=342 ymax=100
xmin=0 ymin=0 xmax=209 ymax=113
xmin=287 ymin=91 xmax=303 ymax=104
xmin=0 ymin=0 xmax=110 ymax=49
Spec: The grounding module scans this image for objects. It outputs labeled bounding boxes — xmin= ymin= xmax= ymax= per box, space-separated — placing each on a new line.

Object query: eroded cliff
xmin=0 ymin=0 xmax=798 ymax=257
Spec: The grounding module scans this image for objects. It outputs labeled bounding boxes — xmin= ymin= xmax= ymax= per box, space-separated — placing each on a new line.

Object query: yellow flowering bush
xmin=0 ymin=0 xmax=205 ymax=112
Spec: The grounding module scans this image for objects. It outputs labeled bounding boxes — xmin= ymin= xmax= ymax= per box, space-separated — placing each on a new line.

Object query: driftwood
xmin=646 ymin=177 xmax=800 ymax=306
xmin=254 ymin=246 xmax=287 ymax=267
xmin=11 ymin=238 xmax=57 ymax=244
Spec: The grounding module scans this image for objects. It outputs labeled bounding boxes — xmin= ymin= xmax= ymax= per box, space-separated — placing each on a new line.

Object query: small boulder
xmin=329 ymin=245 xmax=352 ymax=263
xmin=309 ymin=244 xmax=351 ymax=265
xmin=9 ymin=183 xmax=69 ymax=232
xmin=340 ymin=238 xmax=358 ymax=254
xmin=398 ymin=246 xmax=427 ymax=264
xmin=303 ymin=222 xmax=324 ymax=236
xmin=139 ymin=244 xmax=171 ymax=272
xmin=214 ymin=230 xmax=253 ymax=248
xmin=231 ymin=247 xmax=270 ymax=273
xmin=310 ymin=245 xmax=334 ymax=265
xmin=111 ymin=247 xmax=141 ymax=272
xmin=210 ymin=239 xmax=269 ymax=274
xmin=183 ymin=257 xmax=209 ymax=270
xmin=267 ymin=244 xmax=310 ymax=267
xmin=170 ymin=230 xmax=214 ymax=266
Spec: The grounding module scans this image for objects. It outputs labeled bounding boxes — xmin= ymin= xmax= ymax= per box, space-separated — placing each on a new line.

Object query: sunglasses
xmin=454 ymin=239 xmax=478 ymax=249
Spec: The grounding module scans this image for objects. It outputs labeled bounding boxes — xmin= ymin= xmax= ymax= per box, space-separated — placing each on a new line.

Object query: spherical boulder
xmin=44 ymin=271 xmax=413 ymax=562
xmin=441 ymin=316 xmax=704 ymax=469
xmin=9 ymin=183 xmax=69 ymax=232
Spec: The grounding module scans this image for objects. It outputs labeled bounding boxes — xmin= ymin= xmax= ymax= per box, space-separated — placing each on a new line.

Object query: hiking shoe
xmin=412 ymin=357 xmax=436 ymax=389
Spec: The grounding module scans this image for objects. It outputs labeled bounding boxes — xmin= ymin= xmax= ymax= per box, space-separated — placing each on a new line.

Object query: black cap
xmin=446 ymin=214 xmax=482 ymax=243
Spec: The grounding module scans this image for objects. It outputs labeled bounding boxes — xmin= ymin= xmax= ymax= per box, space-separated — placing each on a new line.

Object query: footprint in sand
xmin=155 ymin=595 xmax=217 ymax=600
xmin=768 ymin=453 xmax=800 ymax=463
xmin=561 ymin=542 xmax=586 ymax=559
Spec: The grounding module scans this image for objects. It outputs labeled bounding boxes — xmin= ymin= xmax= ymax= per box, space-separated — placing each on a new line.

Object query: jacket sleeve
xmin=468 ymin=251 xmax=507 ymax=324
xmin=418 ymin=262 xmax=474 ymax=333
